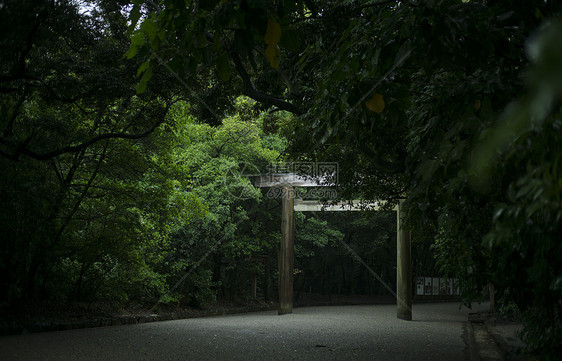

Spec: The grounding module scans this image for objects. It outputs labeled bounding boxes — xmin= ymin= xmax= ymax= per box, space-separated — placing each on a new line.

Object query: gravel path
xmin=0 ymin=302 xmax=488 ymax=361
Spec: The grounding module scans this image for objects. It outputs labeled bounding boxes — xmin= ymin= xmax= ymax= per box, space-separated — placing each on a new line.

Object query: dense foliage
xmin=0 ymin=0 xmax=189 ymax=304
xmin=0 ymin=0 xmax=391 ymax=315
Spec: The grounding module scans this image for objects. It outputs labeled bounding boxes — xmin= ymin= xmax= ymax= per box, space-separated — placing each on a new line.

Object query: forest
xmin=1 ymin=0 xmax=561 ymax=358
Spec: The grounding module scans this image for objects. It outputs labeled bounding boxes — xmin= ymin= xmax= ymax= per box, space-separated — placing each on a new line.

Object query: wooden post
xmin=396 ymin=200 xmax=412 ymax=320
xmin=265 ymin=257 xmax=271 ymax=301
xmin=279 ymin=186 xmax=295 ymax=315
xmin=252 ymin=274 xmax=257 ymax=298
xmin=489 ymin=283 xmax=495 ymax=313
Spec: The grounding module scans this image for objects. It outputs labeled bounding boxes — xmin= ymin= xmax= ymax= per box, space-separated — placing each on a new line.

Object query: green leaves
xmin=136 ymin=65 xmax=152 ymax=94
xmin=140 ymin=17 xmax=159 ymax=44
xmin=124 ymin=32 xmax=145 ymax=59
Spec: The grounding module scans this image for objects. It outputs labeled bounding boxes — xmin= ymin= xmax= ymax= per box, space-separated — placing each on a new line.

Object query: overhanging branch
xmin=231 ymin=51 xmax=304 ymax=115
xmin=0 ymin=119 xmax=165 ymax=161
xmin=203 ymin=31 xmax=303 ymax=115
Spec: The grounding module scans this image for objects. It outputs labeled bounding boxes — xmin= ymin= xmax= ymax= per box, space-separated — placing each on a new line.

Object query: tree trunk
xmin=23 ymin=256 xmax=42 ymax=300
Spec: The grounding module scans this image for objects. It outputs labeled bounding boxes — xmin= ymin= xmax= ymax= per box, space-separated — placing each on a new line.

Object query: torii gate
xmin=254 ymin=173 xmax=412 ymax=320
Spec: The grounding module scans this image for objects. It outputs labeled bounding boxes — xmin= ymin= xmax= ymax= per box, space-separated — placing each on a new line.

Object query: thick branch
xmin=3 ymin=89 xmax=27 ymax=137
xmin=231 ymin=51 xmax=304 ymax=115
xmin=0 ymin=12 xmax=43 ymax=83
xmin=49 ymin=145 xmax=108 ymax=252
xmin=0 ymin=118 xmax=165 ymax=161
xmin=203 ymin=31 xmax=303 ymax=114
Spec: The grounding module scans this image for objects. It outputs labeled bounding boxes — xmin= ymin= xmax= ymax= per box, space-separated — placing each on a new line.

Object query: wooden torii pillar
xmin=396 ymin=199 xmax=412 ymax=320
xmin=254 ymin=174 xmax=412 ymax=319
xmin=279 ymin=186 xmax=294 ymax=315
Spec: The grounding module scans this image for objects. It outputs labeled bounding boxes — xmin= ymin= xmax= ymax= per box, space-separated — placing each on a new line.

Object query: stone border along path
xmin=0 ymin=304 xmax=279 ymax=335
xmin=467 ymin=311 xmax=525 ymax=361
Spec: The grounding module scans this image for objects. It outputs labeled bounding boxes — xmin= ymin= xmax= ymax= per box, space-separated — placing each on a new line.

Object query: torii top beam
xmin=293 ymin=199 xmax=397 ymax=212
xmin=253 ymin=173 xmax=334 ymax=188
